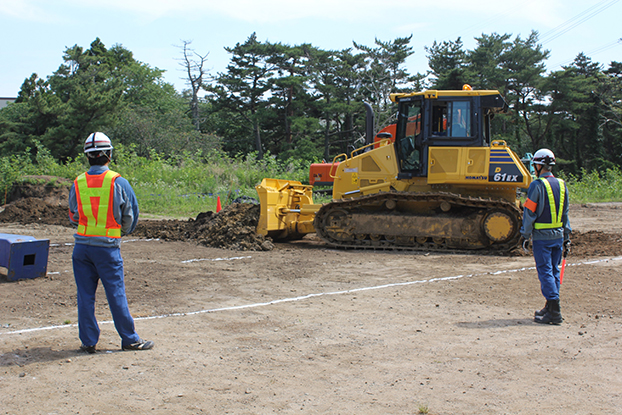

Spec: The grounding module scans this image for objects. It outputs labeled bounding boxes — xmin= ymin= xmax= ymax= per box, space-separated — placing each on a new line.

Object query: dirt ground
xmin=1 ymin=188 xmax=621 ymax=414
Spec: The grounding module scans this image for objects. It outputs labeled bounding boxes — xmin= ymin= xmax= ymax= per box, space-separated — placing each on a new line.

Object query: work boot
xmin=80 ymin=344 xmax=97 ymax=354
xmin=534 ymin=300 xmax=549 ymax=317
xmin=534 ymin=299 xmax=563 ymax=325
xmin=122 ymin=339 xmax=154 ymax=351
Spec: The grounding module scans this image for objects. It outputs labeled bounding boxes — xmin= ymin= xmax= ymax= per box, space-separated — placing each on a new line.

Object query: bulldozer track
xmin=314 ymin=191 xmax=523 ymax=253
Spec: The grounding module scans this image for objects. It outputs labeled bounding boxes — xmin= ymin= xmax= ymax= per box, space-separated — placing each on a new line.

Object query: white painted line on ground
xmin=2 ymin=256 xmax=621 ymax=337
xmin=122 ymin=238 xmax=160 ymax=243
xmin=50 ymin=239 xmax=161 ymax=247
xmin=181 ymin=256 xmax=252 ymax=263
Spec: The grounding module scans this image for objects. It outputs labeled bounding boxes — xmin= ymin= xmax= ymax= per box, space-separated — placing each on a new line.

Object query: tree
xmin=599 ymin=61 xmax=622 ymax=169
xmin=548 ymin=54 xmax=606 ymax=172
xmin=4 ymin=39 xmax=127 ymax=160
xmin=267 ymin=42 xmax=318 ymax=157
xmin=177 ymin=40 xmax=209 ymax=131
xmin=467 ymin=33 xmax=513 ymax=91
xmin=499 ymin=31 xmax=550 ymax=153
xmin=0 ymin=98 xmax=34 ymax=155
xmin=0 ymin=38 xmax=197 ymax=161
xmin=426 ymin=38 xmax=468 ymax=90
xmin=209 ymin=33 xmax=279 ymax=159
xmin=4 ymin=73 xmax=61 ymax=154
xmin=305 ymin=47 xmax=365 ymax=160
xmin=44 ymin=39 xmax=126 ymax=158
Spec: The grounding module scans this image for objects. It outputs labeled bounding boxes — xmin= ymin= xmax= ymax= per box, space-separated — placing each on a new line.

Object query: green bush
xmin=564 ymin=167 xmax=622 ymax=203
xmin=0 ymin=152 xmax=36 ymax=205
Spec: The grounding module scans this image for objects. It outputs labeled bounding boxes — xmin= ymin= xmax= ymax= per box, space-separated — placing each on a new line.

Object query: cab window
xmin=397 ymin=101 xmax=422 ymax=172
xmin=431 ymin=101 xmax=471 ymax=138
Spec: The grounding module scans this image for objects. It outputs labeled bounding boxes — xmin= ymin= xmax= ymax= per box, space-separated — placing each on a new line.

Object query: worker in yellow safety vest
xmin=519 ymin=148 xmax=572 ymax=325
xmin=69 ymin=132 xmax=154 ymax=353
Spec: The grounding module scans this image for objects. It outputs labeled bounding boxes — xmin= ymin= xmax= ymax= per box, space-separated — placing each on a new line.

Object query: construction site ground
xmin=1 ymin=183 xmax=621 ymax=414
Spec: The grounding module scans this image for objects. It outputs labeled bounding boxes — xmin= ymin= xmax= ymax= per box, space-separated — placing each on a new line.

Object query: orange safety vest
xmin=74 ymin=170 xmax=122 ymax=238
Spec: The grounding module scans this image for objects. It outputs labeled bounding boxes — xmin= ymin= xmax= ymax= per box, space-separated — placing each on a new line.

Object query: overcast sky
xmin=1 ymin=0 xmax=621 ymax=97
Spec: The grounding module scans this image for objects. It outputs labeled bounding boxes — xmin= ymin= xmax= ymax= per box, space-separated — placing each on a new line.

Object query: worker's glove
xmin=519 ymin=236 xmax=530 ymax=254
xmin=563 ymin=239 xmax=571 ymax=258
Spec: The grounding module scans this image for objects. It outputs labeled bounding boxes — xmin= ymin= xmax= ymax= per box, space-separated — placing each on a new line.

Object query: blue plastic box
xmin=0 ymin=233 xmax=50 ymax=281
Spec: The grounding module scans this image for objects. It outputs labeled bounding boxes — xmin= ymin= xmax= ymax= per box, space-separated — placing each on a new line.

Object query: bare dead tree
xmin=176 ymin=40 xmax=209 ymax=131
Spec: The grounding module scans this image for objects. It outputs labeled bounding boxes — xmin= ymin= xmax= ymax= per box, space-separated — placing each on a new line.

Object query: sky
xmin=1 ymin=0 xmax=621 ymax=98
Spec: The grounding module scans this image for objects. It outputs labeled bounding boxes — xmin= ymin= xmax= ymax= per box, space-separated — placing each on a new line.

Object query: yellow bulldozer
xmin=255 ymin=86 xmax=532 ymax=252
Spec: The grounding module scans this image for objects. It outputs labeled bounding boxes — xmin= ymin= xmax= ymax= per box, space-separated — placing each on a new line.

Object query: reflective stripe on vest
xmin=534 ymin=177 xmax=565 ymax=230
xmin=75 ymin=170 xmax=122 ymax=238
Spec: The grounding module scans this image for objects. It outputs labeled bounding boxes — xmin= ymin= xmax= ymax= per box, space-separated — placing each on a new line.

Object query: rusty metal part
xmin=313 ymin=192 xmax=521 ymax=252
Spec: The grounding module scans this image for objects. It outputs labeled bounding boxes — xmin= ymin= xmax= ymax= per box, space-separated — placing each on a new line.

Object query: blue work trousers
xmin=532 ymin=238 xmax=563 ymax=301
xmin=72 ymin=244 xmax=140 ymax=347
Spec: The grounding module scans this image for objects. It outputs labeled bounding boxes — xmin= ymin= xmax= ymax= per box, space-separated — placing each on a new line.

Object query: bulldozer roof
xmin=390 ymin=89 xmax=502 ymax=102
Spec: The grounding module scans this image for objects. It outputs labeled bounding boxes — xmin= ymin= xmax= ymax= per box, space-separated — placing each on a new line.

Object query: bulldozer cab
xmin=392 ymin=88 xmax=508 ymax=179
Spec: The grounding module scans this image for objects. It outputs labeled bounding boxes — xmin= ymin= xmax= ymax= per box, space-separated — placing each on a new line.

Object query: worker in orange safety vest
xmin=69 ymin=132 xmax=154 ymax=353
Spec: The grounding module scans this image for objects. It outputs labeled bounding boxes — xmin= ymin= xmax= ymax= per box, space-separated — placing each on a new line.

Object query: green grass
xmin=563 ymin=167 xmax=622 ymax=203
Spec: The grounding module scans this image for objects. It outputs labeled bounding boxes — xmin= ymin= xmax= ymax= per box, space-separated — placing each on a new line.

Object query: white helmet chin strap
xmin=86 ymin=149 xmax=112 ymax=162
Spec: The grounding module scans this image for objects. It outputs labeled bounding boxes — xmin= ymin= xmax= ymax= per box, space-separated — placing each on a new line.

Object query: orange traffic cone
xmin=216 ymin=196 xmax=222 ymax=213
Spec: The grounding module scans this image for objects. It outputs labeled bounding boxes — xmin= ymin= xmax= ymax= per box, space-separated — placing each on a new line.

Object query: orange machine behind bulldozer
xmin=256 ymin=86 xmax=531 ymax=252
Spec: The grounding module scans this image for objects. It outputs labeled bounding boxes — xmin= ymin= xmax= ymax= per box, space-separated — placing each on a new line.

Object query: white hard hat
xmin=532 ymin=148 xmax=555 ymax=165
xmin=84 ymin=132 xmax=113 ymax=154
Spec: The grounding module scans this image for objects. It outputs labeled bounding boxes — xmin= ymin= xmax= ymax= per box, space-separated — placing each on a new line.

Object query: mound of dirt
xmin=196 ymin=203 xmax=274 ymax=251
xmin=0 ymin=197 xmax=70 ymax=227
xmin=570 ymin=230 xmax=622 ymax=257
xmin=133 ymin=203 xmax=274 ymax=251
xmin=6 ymin=175 xmax=71 ymax=207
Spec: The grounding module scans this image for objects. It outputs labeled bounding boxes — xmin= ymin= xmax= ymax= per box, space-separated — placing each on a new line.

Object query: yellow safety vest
xmin=534 ymin=177 xmax=565 ymax=230
xmin=75 ymin=170 xmax=122 ymax=238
